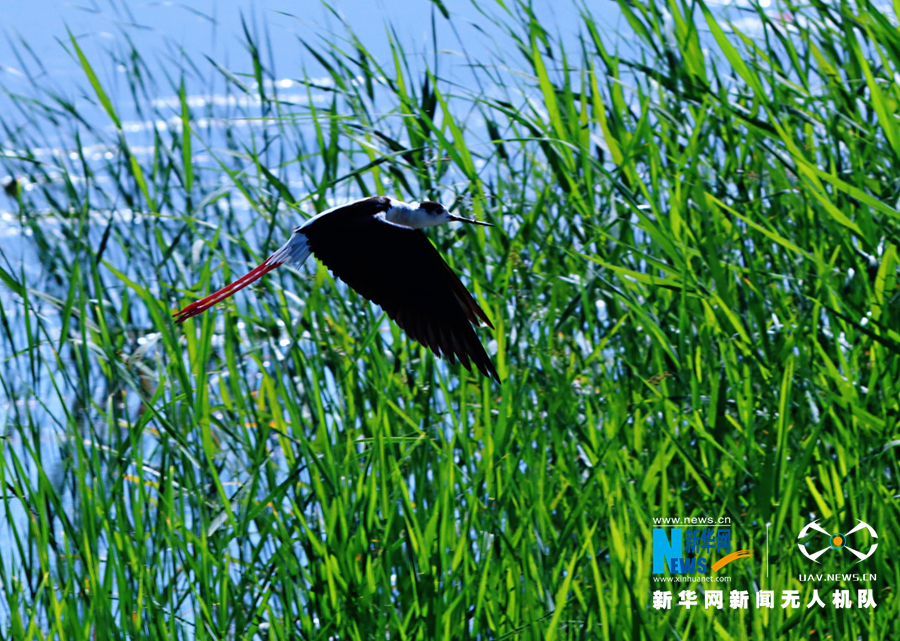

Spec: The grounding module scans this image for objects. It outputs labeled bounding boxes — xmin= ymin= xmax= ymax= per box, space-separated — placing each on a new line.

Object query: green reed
xmin=0 ymin=0 xmax=897 ymax=638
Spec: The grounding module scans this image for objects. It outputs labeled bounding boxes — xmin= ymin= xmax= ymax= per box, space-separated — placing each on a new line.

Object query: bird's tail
xmin=173 ymin=232 xmax=311 ymax=323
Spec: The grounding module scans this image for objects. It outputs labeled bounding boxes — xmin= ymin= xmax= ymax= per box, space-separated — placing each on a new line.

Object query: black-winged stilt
xmin=174 ymin=196 xmax=498 ymax=381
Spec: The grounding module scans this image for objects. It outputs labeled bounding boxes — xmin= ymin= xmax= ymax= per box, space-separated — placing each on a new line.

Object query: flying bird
xmin=174 ymin=196 xmax=499 ymax=381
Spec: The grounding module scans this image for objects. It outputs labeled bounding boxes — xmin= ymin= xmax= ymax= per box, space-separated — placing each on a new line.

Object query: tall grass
xmin=0 ymin=0 xmax=897 ymax=638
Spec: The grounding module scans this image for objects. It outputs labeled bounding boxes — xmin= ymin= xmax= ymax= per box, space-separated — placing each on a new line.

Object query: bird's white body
xmin=270 ymin=199 xmax=437 ymax=268
xmin=299 ymin=198 xmax=450 ymax=231
xmin=266 ymin=231 xmax=311 ymax=267
xmin=382 ymin=199 xmax=449 ymax=229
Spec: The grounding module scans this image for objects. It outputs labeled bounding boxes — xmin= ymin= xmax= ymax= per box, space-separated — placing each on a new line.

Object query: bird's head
xmin=416 ymin=200 xmax=493 ymax=229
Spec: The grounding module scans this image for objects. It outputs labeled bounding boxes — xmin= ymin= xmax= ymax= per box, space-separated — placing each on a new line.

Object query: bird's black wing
xmin=302 ymin=211 xmax=498 ymax=381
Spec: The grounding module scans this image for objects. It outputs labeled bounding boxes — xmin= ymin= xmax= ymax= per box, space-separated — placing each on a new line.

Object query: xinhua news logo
xmin=653 ymin=526 xmax=752 ymax=574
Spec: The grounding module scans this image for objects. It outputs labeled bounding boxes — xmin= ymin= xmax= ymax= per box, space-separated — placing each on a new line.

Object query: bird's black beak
xmin=449 ymin=214 xmax=493 ymax=227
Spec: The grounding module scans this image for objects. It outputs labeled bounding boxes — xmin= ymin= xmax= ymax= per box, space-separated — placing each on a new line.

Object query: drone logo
xmin=797 ymin=519 xmax=878 ymax=564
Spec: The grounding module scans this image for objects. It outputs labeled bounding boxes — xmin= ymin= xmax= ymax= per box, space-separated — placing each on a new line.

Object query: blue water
xmin=0 ymin=0 xmax=618 ymax=220
xmin=0 ymin=0 xmax=593 ymax=99
xmin=0 ymin=0 xmax=615 ymax=615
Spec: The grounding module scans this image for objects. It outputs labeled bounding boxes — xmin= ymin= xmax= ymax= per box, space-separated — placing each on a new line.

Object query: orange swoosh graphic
xmin=712 ymin=549 xmax=753 ymax=572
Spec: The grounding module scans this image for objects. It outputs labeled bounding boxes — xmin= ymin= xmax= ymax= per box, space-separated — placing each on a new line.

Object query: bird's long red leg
xmin=173 ymin=258 xmax=283 ymax=323
xmin=174 ymin=232 xmax=312 ymax=323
